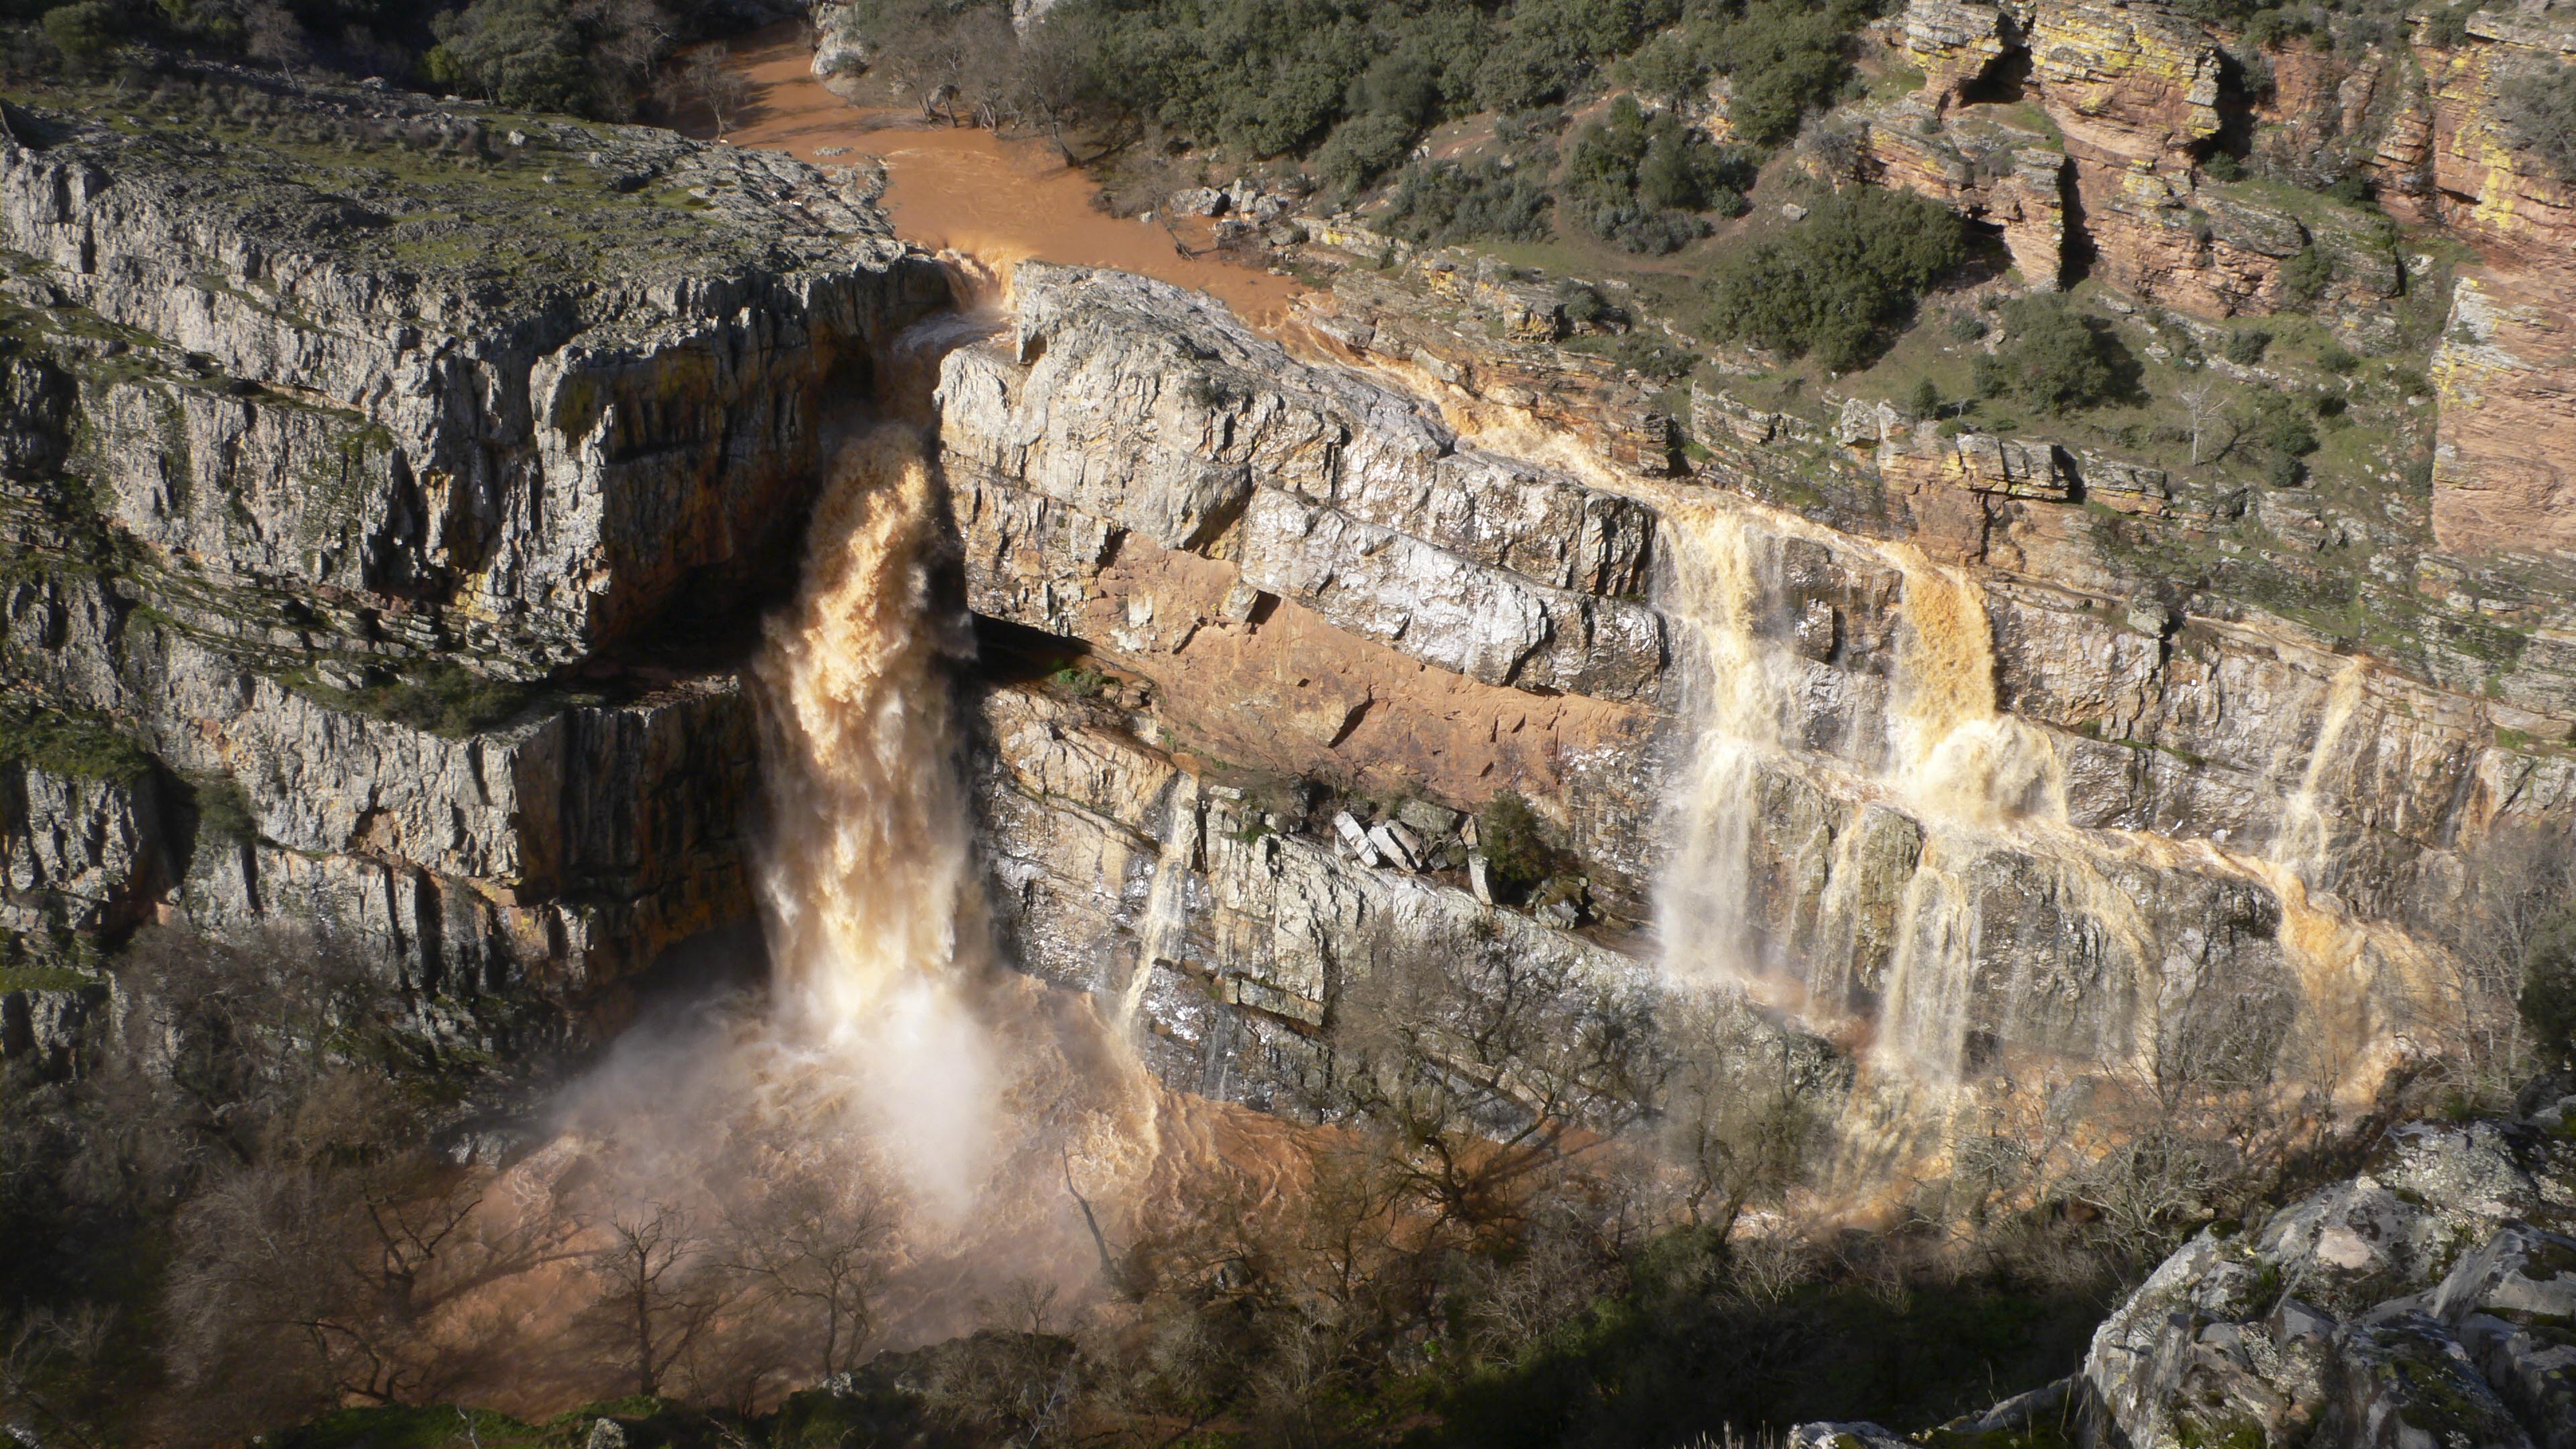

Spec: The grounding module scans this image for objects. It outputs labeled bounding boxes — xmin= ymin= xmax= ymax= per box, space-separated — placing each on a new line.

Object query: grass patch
xmin=292 ymin=660 xmax=547 ymax=738
xmin=0 ymin=962 xmax=96 ymax=994
xmin=0 ymin=700 xmax=152 ymax=784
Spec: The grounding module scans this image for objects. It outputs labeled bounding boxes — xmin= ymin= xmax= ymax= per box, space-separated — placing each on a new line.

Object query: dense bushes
xmin=1701 ymin=185 xmax=1966 ymax=371
xmin=2 ymin=0 xmax=688 ymax=114
xmin=1613 ymin=0 xmax=1881 ymax=146
xmin=1563 ymin=94 xmax=1752 ymax=253
xmin=1972 ymin=292 xmax=2133 ymax=414
xmin=1379 ymin=155 xmax=1556 ymax=243
xmin=1066 ymin=0 xmax=1859 ymax=163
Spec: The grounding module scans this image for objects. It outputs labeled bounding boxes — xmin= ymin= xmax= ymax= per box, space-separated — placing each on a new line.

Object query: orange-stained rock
xmin=2252 ymin=41 xmax=2390 ymax=189
xmin=2429 ymin=264 xmax=2576 ymax=559
xmin=1901 ymin=0 xmax=2037 ymax=110
xmin=2381 ymin=15 xmax=2576 ymax=270
xmin=1863 ymin=103 xmax=2070 ymax=286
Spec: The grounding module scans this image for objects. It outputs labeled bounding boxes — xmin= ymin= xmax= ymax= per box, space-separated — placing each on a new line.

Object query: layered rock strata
xmin=936 ymin=263 xmax=2567 ymax=1130
xmin=0 ymin=78 xmax=945 ymax=1034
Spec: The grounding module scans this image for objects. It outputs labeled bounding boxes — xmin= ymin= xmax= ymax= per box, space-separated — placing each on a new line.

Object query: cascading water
xmin=2271 ymin=657 xmax=2369 ymax=897
xmin=1656 ymin=501 xmax=1792 ymax=991
xmin=750 ymin=427 xmax=1002 ymax=1214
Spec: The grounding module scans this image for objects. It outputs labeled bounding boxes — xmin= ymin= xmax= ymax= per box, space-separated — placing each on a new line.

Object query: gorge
xmin=1 ymin=1 xmax=2573 ymax=1446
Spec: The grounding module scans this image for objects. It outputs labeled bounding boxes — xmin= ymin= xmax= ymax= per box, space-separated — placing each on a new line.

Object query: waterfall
xmin=750 ymin=427 xmax=1000 ymax=1213
xmin=1882 ymin=548 xmax=2068 ymax=828
xmin=1653 ymin=498 xmax=2072 ymax=1074
xmin=1119 ymin=773 xmax=1200 ymax=1031
xmin=2270 ymin=657 xmax=2369 ymax=898
xmin=1657 ymin=501 xmax=1793 ymax=989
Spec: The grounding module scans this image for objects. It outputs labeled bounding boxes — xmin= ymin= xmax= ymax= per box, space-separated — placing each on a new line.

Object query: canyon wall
xmin=0 ymin=85 xmax=945 ymax=1041
xmin=1877 ymin=0 xmax=2576 ymax=565
xmin=938 ymin=262 xmax=2573 ymax=1148
xmin=8 ymin=19 xmax=2573 ymax=1177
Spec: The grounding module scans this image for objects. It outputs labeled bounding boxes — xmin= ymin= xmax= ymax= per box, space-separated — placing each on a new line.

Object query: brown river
xmin=706 ymin=25 xmax=1307 ymax=325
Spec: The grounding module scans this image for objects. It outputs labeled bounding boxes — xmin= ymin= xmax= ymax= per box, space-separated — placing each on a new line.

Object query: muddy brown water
xmin=707 ymin=25 xmax=1307 ymax=326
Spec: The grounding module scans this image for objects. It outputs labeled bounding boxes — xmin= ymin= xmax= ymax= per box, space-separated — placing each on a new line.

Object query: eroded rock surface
xmin=0 ymin=76 xmax=943 ymax=1017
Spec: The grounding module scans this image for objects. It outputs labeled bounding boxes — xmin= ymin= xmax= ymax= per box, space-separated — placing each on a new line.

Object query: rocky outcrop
xmin=1885 ymin=0 xmax=2410 ymax=316
xmin=939 ymin=263 xmax=1674 ymax=898
xmin=1860 ymin=105 xmax=2070 ymax=288
xmin=1795 ymin=1104 xmax=2576 ymax=1449
xmin=0 ymin=76 xmax=944 ymax=1014
xmin=2084 ymin=1110 xmax=2576 ymax=1449
xmin=2377 ymin=9 xmax=2576 ymax=270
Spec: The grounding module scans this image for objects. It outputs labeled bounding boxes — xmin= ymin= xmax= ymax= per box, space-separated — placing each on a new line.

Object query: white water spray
xmin=751 ymin=427 xmax=999 ymax=1215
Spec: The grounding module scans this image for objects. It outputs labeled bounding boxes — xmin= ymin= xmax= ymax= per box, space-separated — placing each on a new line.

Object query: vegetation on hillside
xmin=1701 ymin=187 xmax=1967 ymax=372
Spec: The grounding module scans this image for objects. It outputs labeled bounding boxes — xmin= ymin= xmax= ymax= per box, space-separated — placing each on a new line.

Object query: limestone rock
xmin=0 ymin=80 xmax=932 ymax=1000
xmin=2076 ymin=1118 xmax=2576 ymax=1449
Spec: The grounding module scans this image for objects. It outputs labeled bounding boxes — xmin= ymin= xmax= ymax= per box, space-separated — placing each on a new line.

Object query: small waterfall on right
xmin=1646 ymin=482 xmax=2444 ymax=1144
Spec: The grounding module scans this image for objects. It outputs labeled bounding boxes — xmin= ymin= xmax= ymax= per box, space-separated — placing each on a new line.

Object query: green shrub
xmin=1557 ymin=280 xmax=1624 ymax=329
xmin=425 ymin=0 xmax=667 ymax=117
xmin=1380 ymin=158 xmax=1555 ymax=243
xmin=1314 ymin=111 xmax=1417 ymax=193
xmin=1619 ymin=29 xmax=1708 ymax=107
xmin=1477 ymin=789 xmax=1556 ymax=903
xmin=2223 ymin=328 xmax=2271 ymax=365
xmin=2259 ymin=409 xmax=2317 ymax=458
xmin=2277 ymin=245 xmax=2332 ymax=304
xmin=2500 ymin=61 xmax=2576 ymax=182
xmin=1564 ymin=95 xmax=1753 ymax=253
xmin=1701 ymin=186 xmax=1967 ymax=372
xmin=2202 ymin=151 xmax=2245 ymax=182
xmin=1970 ymin=292 xmax=2128 ymax=414
xmin=2522 ymin=904 xmax=2576 ymax=1069
xmin=1688 ymin=0 xmax=1878 ymax=146
xmin=2423 ymin=1 xmax=2480 ymax=50
xmin=39 ymin=0 xmax=129 ymax=67
xmin=1610 ymin=331 xmax=1699 ymax=382
xmin=2318 ymin=341 xmax=2359 ymax=374
xmin=0 ymin=701 xmax=151 ymax=784
xmin=1909 ymin=377 xmax=1941 ymax=418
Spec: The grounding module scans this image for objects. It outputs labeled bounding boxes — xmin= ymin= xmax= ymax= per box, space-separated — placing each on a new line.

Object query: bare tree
xmin=682 ymin=48 xmax=756 ymax=140
xmin=584 ymin=0 xmax=675 ymax=117
xmin=2445 ymin=821 xmax=2576 ymax=1103
xmin=718 ymin=1164 xmax=897 ymax=1381
xmin=1657 ymin=991 xmax=1833 ymax=1242
xmin=241 ymin=3 xmax=311 ymax=90
xmin=2177 ymin=377 xmax=2233 ymax=467
xmin=0 ymin=1305 xmax=117 ymax=1449
xmin=585 ymin=1203 xmax=721 ymax=1399
xmin=1323 ymin=928 xmax=1660 ymax=1240
xmin=1002 ymin=10 xmax=1096 ymax=162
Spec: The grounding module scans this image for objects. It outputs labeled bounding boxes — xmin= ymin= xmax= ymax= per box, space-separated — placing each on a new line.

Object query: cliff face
xmin=0 ymin=80 xmax=944 ymax=1034
xmin=1885 ymin=0 xmax=2576 ymax=568
xmin=934 ymin=263 xmax=2570 ymax=1151
xmin=3 ymin=34 xmax=2567 ymax=1197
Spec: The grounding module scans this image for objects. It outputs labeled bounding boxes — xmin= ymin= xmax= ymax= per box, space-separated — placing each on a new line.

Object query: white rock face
xmin=0 ymin=90 xmax=939 ymax=1004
